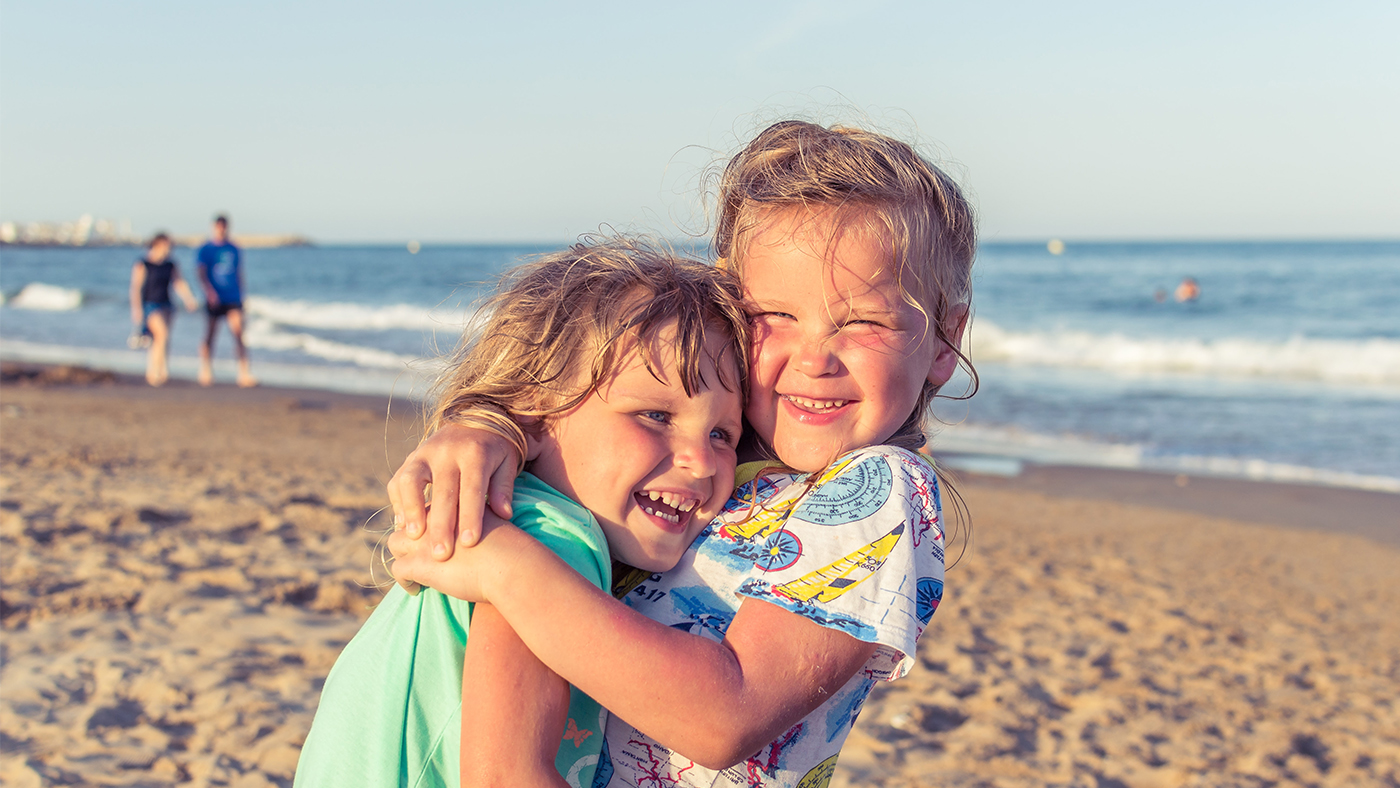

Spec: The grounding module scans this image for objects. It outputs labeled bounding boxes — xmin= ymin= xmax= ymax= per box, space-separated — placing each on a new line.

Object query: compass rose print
xmin=755 ymin=530 xmax=803 ymax=572
xmin=915 ymin=577 xmax=943 ymax=624
xmin=792 ymin=456 xmax=892 ymax=525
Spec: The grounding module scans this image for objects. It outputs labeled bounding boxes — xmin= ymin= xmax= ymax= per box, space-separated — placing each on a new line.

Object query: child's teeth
xmin=640 ymin=494 xmax=690 ymax=524
xmin=788 ymin=396 xmax=844 ymax=410
xmin=642 ymin=505 xmax=677 ymax=524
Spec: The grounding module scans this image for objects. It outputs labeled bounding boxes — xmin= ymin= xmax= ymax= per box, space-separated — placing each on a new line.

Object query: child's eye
xmin=844 ymin=318 xmax=888 ymax=329
xmin=639 ymin=411 xmax=670 ymax=424
xmin=751 ymin=311 xmax=794 ymax=322
xmin=710 ymin=426 xmax=736 ymax=446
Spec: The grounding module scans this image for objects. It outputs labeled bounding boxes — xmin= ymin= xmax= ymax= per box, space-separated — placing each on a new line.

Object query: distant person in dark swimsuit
xmin=128 ymin=232 xmax=197 ymax=387
xmin=196 ymin=214 xmax=257 ymax=387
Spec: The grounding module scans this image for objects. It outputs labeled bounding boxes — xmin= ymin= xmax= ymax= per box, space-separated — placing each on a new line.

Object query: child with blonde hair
xmin=295 ymin=237 xmax=748 ymax=787
xmin=388 ymin=119 xmax=976 ymax=786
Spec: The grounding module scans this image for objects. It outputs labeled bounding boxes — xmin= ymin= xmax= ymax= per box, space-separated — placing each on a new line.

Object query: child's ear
xmin=926 ymin=304 xmax=969 ymax=388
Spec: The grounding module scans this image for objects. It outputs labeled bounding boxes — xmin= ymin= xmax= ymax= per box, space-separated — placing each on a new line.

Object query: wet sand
xmin=2 ymin=366 xmax=1397 ymax=787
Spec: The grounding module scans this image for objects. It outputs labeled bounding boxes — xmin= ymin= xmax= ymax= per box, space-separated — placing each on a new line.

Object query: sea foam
xmin=241 ymin=319 xmax=424 ymax=369
xmin=969 ymin=320 xmax=1400 ymax=387
xmin=242 ymin=296 xmax=470 ymax=331
xmin=5 ymin=283 xmax=83 ymax=311
xmin=932 ymin=422 xmax=1400 ymax=493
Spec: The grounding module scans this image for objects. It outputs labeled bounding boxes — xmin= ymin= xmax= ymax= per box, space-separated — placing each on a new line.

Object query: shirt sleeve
xmin=734 ymin=446 xmax=945 ymax=680
xmin=511 ymin=488 xmax=612 ymax=594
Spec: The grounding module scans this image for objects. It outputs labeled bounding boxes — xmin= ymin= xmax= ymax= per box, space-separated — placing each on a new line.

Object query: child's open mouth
xmin=634 ymin=490 xmax=698 ymax=527
xmin=781 ymin=395 xmax=850 ymax=415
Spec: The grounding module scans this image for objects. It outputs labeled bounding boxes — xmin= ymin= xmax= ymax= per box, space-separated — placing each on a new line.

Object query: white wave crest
xmin=969 ymin=320 xmax=1400 ymax=386
xmin=932 ymin=423 xmax=1400 ymax=493
xmin=242 ymin=320 xmax=422 ymax=369
xmin=933 ymin=423 xmax=1144 ymax=469
xmin=5 ymin=283 xmax=83 ymax=311
xmin=243 ymin=295 xmax=470 ymax=331
xmin=1158 ymin=454 xmax=1400 ymax=493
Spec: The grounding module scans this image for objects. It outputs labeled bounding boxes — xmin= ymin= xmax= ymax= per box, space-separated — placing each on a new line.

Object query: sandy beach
xmin=2 ymin=366 xmax=1396 ymax=788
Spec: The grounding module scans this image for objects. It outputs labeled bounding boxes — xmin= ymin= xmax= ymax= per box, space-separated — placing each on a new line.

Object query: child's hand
xmin=386 ymin=423 xmax=521 ymax=558
xmin=388 ymin=511 xmax=519 ymax=602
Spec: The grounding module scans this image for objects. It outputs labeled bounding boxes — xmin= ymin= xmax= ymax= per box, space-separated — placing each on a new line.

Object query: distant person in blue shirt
xmin=196 ymin=214 xmax=256 ymax=387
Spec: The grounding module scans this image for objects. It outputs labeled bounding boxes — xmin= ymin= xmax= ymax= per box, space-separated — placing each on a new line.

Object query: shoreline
xmin=2 ymin=367 xmax=1397 ymax=786
xmin=949 ymin=462 xmax=1400 ymax=548
xmin=5 ymin=352 xmax=1396 ymax=502
xmin=4 ymin=360 xmax=1396 ymax=547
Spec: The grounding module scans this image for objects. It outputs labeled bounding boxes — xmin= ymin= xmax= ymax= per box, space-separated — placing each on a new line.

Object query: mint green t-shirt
xmin=294 ymin=473 xmax=612 ymax=788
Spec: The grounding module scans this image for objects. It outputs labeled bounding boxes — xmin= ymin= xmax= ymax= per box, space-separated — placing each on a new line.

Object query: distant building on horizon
xmin=0 ymin=216 xmax=311 ymax=248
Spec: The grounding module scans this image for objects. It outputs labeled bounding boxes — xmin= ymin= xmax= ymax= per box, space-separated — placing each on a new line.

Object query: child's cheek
xmin=844 ymin=328 xmax=909 ymax=355
xmin=749 ymin=321 xmax=799 ymax=372
xmin=747 ymin=323 xmax=773 ymax=365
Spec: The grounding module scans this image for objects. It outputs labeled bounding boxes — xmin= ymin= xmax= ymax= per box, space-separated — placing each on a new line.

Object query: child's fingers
xmin=385 ymin=529 xmax=422 ymax=594
xmin=386 ymin=470 xmax=406 ymax=532
xmin=425 ymin=473 xmax=460 ymax=560
xmin=386 ymin=461 xmax=431 ymax=539
xmin=483 ymin=460 xmax=517 ymax=525
xmin=455 ymin=466 xmax=490 ymax=549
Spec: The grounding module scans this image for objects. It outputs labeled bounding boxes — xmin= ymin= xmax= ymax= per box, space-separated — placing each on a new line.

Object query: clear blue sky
xmin=3 ymin=1 xmax=1396 ymax=242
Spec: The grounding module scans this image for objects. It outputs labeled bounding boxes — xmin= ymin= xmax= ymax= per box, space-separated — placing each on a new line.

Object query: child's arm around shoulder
xmin=391 ymin=446 xmax=942 ymax=769
xmin=394 ymin=521 xmax=876 ymax=769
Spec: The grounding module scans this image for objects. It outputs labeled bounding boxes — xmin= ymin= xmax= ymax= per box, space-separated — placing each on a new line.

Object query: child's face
xmin=742 ymin=208 xmax=948 ymax=472
xmin=529 ymin=325 xmax=743 ymax=572
xmin=149 ymin=240 xmax=171 ymax=262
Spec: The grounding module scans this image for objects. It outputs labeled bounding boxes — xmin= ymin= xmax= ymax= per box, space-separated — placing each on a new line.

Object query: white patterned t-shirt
xmin=593 ymin=445 xmax=946 ymax=788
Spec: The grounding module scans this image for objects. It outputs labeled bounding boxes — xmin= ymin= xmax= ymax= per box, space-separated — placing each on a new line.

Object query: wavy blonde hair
xmin=427 ymin=236 xmax=750 ymax=447
xmin=714 ymin=120 xmax=978 ymax=451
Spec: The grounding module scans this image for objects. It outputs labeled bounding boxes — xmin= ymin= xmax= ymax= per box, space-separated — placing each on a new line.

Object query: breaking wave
xmin=4 ymin=283 xmax=84 ymax=311
xmin=932 ymin=423 xmax=1400 ymax=493
xmin=242 ymin=320 xmax=422 ymax=369
xmin=242 ymin=296 xmax=471 ymax=332
xmin=969 ymin=320 xmax=1400 ymax=386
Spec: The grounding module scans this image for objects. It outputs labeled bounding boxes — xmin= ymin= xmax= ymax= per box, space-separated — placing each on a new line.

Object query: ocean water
xmin=3 ymin=241 xmax=1398 ymax=492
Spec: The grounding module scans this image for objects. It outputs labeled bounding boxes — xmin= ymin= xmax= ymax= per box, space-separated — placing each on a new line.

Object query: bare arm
xmin=129 ymin=262 xmax=145 ymax=325
xmin=195 ymin=258 xmax=218 ymax=305
xmin=460 ymin=603 xmax=570 ymax=788
xmin=393 ymin=521 xmax=876 ymax=768
xmin=171 ymin=267 xmax=198 ymax=312
xmin=387 ymin=422 xmax=522 ymax=557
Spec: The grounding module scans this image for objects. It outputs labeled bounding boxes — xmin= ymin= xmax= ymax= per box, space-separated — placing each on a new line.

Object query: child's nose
xmin=794 ymin=335 xmax=839 ymax=377
xmin=673 ymin=433 xmax=718 ymax=479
